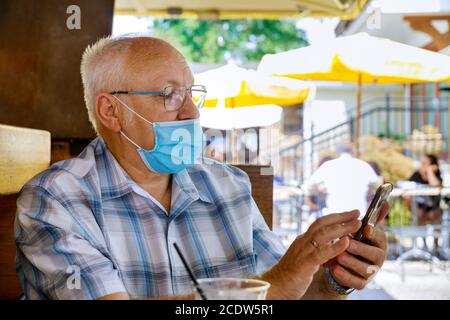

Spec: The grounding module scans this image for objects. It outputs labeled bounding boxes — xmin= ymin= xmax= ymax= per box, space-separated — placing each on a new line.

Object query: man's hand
xmin=261 ymin=210 xmax=361 ymax=300
xmin=329 ymin=202 xmax=389 ymax=290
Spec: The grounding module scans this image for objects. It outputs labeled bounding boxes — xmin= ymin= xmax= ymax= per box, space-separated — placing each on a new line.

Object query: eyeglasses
xmin=109 ymin=85 xmax=207 ymax=111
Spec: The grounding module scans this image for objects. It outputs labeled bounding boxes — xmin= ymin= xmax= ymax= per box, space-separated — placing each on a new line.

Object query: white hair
xmin=80 ymin=36 xmax=129 ymax=132
xmin=81 ymin=36 xmax=146 ymax=131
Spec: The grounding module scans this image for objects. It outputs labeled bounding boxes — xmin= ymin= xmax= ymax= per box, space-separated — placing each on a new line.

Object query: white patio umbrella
xmin=195 ymin=63 xmax=314 ymax=162
xmin=200 ymin=104 xmax=282 ymax=130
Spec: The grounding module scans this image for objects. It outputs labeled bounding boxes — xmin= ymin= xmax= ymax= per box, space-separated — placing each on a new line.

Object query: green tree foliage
xmin=152 ymin=19 xmax=308 ymax=64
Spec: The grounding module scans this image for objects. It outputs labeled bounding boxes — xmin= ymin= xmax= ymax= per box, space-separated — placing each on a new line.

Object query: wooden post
xmin=421 ymin=83 xmax=427 ymax=127
xmin=355 ymin=74 xmax=362 ymax=157
xmin=410 ymin=83 xmax=415 ymax=133
xmin=386 ymin=92 xmax=391 ymax=138
xmin=448 ymin=93 xmax=450 ymax=160
xmin=230 ymin=96 xmax=239 ymax=164
xmin=310 ymin=122 xmax=314 ymax=171
xmin=435 ymin=82 xmax=441 ymax=130
xmin=231 ymin=127 xmax=238 ymax=164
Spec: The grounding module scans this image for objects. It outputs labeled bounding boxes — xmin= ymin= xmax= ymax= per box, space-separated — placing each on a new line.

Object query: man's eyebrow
xmin=165 ymin=80 xmax=181 ymax=86
xmin=165 ymin=80 xmax=195 ymax=87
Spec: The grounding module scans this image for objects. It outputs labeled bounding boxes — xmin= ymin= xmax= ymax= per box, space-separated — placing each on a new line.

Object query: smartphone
xmin=353 ymin=182 xmax=393 ymax=243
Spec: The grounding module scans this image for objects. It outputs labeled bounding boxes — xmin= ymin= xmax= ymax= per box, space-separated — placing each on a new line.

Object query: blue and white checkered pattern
xmin=14 ymin=137 xmax=286 ymax=299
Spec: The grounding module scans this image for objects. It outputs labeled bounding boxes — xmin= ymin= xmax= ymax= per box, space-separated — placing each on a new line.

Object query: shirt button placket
xmin=166 ymin=218 xmax=178 ymax=295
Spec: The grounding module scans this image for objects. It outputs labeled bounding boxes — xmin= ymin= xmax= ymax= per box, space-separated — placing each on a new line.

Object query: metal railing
xmin=278 ymin=94 xmax=449 ymax=184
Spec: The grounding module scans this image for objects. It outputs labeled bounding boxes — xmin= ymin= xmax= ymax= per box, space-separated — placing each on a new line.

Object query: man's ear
xmin=95 ymin=93 xmax=122 ymax=133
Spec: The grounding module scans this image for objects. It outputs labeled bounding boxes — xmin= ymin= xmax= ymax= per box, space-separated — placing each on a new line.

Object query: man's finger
xmin=336 ymin=252 xmax=373 ymax=279
xmin=346 ymin=239 xmax=385 ymax=266
xmin=309 ymin=236 xmax=350 ymax=266
xmin=312 ymin=219 xmax=361 ymax=245
xmin=308 ymin=210 xmax=360 ymax=234
xmin=330 ymin=265 xmax=367 ymax=290
xmin=363 ymin=225 xmax=387 ymax=251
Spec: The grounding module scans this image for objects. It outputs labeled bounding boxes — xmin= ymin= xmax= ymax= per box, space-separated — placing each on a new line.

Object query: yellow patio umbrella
xmin=258 ymin=32 xmax=450 ymax=154
xmin=195 ymin=63 xmax=313 ymax=108
xmin=195 ymin=63 xmax=314 ymax=162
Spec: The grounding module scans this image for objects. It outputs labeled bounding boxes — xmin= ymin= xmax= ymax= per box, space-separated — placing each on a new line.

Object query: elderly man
xmin=14 ymin=36 xmax=389 ymax=300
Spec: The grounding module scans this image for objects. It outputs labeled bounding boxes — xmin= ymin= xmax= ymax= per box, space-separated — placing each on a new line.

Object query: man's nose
xmin=177 ymin=95 xmax=200 ymax=120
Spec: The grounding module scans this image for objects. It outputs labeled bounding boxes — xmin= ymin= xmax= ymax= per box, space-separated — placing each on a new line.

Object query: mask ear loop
xmin=120 ymin=131 xmax=142 ymax=149
xmin=111 ymin=94 xmax=153 ymax=150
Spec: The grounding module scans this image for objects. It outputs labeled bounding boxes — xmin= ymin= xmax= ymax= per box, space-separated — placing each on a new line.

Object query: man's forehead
xmin=144 ymin=61 xmax=194 ymax=87
xmin=123 ymin=45 xmax=194 ymax=87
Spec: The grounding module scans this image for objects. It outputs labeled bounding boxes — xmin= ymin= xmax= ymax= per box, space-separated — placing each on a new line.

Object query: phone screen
xmin=354 ymin=182 xmax=393 ymax=242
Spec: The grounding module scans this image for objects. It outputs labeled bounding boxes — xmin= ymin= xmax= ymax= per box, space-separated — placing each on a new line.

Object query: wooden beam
xmin=404 ymin=15 xmax=450 ymax=52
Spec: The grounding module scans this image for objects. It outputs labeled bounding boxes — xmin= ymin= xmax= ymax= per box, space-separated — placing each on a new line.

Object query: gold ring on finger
xmin=310 ymin=238 xmax=320 ymax=249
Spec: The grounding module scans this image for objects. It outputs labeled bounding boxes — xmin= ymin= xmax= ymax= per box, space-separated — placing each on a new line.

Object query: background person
xmin=305 ymin=156 xmax=334 ymax=220
xmin=306 ymin=144 xmax=381 ymax=218
xmin=407 ymin=154 xmax=443 ymax=225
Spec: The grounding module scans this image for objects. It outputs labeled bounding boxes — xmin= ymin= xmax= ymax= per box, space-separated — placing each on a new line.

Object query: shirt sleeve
xmin=409 ymin=171 xmax=422 ymax=183
xmin=306 ymin=163 xmax=327 ymax=186
xmin=251 ymin=197 xmax=287 ymax=274
xmin=15 ymin=186 xmax=127 ymax=300
xmin=436 ymin=171 xmax=443 ymax=184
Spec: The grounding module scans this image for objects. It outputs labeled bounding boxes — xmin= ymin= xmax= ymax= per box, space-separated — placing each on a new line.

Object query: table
xmin=391 ymin=187 xmax=450 ymax=224
xmin=388 ymin=187 xmax=450 ymax=280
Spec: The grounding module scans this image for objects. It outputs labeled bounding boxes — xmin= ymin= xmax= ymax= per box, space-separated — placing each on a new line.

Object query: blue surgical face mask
xmin=113 ymin=96 xmax=205 ymax=174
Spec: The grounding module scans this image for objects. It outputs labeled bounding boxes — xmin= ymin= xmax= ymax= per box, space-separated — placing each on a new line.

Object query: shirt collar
xmin=94 ymin=137 xmax=133 ymax=200
xmin=173 ymin=169 xmax=212 ymax=204
xmin=95 ymin=137 xmax=212 ymax=204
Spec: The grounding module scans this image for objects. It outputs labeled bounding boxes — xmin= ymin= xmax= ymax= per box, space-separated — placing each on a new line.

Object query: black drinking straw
xmin=172 ymin=242 xmax=208 ymax=300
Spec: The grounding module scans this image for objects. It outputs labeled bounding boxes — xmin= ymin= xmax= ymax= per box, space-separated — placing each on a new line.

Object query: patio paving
xmin=349 ymin=261 xmax=450 ymax=300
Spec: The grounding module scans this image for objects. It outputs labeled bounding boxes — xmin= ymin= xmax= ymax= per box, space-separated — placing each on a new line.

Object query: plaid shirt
xmin=15 ymin=137 xmax=286 ymax=300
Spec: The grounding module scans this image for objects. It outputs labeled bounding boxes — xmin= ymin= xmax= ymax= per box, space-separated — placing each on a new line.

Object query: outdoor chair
xmin=0 ymin=124 xmax=51 ymax=299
